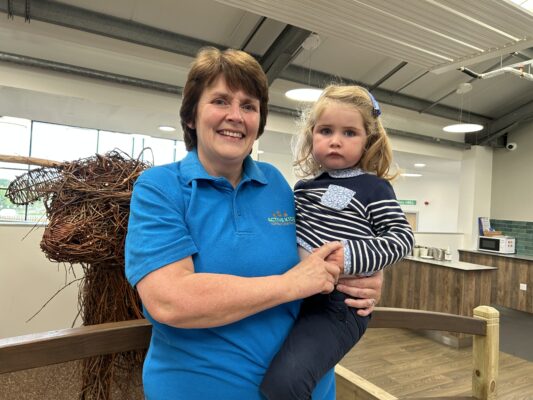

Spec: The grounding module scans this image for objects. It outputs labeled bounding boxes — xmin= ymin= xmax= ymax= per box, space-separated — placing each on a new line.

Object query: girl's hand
xmin=336 ymin=270 xmax=383 ymax=316
xmin=324 ymin=245 xmax=344 ymax=274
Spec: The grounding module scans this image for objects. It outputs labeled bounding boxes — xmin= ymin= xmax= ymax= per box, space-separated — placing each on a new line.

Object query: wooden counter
xmin=380 ymin=256 xmax=496 ymax=347
xmin=459 ymin=249 xmax=533 ymax=313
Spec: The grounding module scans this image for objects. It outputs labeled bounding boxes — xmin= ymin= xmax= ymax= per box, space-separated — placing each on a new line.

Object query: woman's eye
xmin=242 ymin=103 xmax=258 ymax=112
xmin=213 ymin=98 xmax=227 ymax=106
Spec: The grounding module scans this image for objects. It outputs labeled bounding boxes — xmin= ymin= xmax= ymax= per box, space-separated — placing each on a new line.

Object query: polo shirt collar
xmin=180 ymin=149 xmax=268 ymax=185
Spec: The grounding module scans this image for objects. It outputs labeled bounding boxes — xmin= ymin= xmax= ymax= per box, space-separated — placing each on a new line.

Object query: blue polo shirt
xmin=125 ymin=150 xmax=335 ymax=400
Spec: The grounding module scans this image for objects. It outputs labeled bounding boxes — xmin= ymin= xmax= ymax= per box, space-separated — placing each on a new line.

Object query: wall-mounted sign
xmin=398 ymin=199 xmax=417 ymax=206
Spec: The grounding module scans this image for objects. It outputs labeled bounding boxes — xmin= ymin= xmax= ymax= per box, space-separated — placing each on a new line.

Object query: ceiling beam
xmin=394 ymin=71 xmax=429 ymax=93
xmin=261 ymin=25 xmax=311 ymax=84
xmin=420 ymin=54 xmax=516 ymax=115
xmin=0 ymin=51 xmax=183 ymax=94
xmin=368 ymin=61 xmax=408 ymax=92
xmin=0 ymin=0 xmax=219 ymax=57
xmin=466 ymin=99 xmax=533 ymax=145
xmin=260 ymin=25 xmax=311 ymax=85
xmin=239 ymin=16 xmax=267 ymax=51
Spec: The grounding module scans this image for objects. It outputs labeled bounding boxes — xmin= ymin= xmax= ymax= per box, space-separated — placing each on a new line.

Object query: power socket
xmin=520 ymin=283 xmax=527 ymax=291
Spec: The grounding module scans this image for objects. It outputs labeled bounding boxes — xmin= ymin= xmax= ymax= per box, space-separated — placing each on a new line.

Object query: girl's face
xmin=312 ymin=103 xmax=368 ymax=171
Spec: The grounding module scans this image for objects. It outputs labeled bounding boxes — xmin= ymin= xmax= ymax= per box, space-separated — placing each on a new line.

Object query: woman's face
xmin=189 ymin=75 xmax=260 ymax=176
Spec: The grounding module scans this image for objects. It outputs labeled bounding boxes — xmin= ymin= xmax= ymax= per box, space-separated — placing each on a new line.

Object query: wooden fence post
xmin=472 ymin=305 xmax=499 ymax=400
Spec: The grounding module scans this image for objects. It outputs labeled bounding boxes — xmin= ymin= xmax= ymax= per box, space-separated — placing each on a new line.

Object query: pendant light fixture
xmin=443 ymin=83 xmax=483 ymax=133
xmin=285 ymin=33 xmax=323 ymax=102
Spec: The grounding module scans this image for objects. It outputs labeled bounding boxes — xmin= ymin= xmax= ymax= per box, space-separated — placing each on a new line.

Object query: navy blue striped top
xmin=294 ymin=169 xmax=414 ymax=275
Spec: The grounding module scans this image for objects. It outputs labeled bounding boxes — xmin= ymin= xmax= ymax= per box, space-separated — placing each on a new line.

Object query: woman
xmin=125 ymin=47 xmax=383 ymax=399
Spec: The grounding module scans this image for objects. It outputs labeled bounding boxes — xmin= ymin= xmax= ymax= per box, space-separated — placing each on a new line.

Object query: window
xmin=31 ymin=122 xmax=98 ymax=162
xmin=98 ymin=130 xmax=135 ymax=157
xmin=0 ymin=116 xmax=185 ymax=223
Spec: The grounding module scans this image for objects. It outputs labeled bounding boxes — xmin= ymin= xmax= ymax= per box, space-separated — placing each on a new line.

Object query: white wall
xmin=392 ymin=172 xmax=461 ymax=232
xmin=457 ymin=146 xmax=493 ymax=249
xmin=491 ymin=121 xmax=533 ymax=222
xmin=0 ymin=225 xmax=82 ymax=338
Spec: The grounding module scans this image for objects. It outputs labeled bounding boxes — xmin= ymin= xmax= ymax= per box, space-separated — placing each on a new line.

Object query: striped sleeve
xmin=346 ymin=181 xmax=414 ymax=275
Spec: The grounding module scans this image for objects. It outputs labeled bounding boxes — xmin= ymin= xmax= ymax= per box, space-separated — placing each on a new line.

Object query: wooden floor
xmin=340 ymin=328 xmax=533 ymax=400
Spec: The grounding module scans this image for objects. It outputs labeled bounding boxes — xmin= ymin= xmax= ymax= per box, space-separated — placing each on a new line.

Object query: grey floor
xmin=494 ymin=304 xmax=533 ymax=362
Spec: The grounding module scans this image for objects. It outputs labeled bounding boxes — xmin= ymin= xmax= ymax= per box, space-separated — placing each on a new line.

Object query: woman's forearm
xmin=137 ymin=242 xmax=341 ymax=329
xmin=154 ymin=273 xmax=296 ymax=328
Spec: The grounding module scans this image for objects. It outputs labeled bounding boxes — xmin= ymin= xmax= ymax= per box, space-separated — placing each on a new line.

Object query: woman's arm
xmin=137 ymin=242 xmax=342 ymax=328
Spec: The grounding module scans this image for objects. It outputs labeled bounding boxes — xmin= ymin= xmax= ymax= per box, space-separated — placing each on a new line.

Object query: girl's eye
xmin=318 ymin=127 xmax=332 ymax=135
xmin=344 ymin=130 xmax=357 ymax=137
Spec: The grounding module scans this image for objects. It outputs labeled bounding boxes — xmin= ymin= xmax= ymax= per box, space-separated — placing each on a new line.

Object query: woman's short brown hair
xmin=180 ymin=47 xmax=269 ymax=151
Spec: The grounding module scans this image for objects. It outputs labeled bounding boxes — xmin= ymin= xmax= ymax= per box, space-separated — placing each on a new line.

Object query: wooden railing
xmin=0 ymin=306 xmax=499 ymax=400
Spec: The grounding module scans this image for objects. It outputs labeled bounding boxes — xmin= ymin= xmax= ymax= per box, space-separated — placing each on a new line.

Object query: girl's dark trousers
xmin=260 ymin=289 xmax=370 ymax=400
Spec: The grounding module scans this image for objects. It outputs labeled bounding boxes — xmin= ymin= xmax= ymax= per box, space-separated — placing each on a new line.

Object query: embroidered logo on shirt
xmin=320 ymin=185 xmax=355 ymax=210
xmin=267 ymin=210 xmax=296 ymax=226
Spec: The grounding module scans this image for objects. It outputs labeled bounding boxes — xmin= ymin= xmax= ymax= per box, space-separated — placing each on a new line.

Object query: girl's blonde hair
xmin=293 ymin=85 xmax=396 ymax=180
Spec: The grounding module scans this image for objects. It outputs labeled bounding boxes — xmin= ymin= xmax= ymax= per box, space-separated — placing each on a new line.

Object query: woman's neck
xmin=198 ymin=152 xmax=243 ymax=188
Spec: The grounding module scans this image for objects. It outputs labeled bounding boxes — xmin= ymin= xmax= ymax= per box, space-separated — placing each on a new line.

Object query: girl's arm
xmin=341 ymin=182 xmax=414 ymax=276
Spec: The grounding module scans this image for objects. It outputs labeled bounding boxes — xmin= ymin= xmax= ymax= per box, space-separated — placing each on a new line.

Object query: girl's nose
xmin=330 ymin=132 xmax=341 ymax=146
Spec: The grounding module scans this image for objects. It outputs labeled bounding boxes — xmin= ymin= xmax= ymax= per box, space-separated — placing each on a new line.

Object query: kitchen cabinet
xmin=380 ymin=256 xmax=496 ymax=347
xmin=459 ymin=249 xmax=533 ymax=313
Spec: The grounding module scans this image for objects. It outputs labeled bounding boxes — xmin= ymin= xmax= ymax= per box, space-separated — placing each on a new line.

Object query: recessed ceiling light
xmin=158 ymin=125 xmax=176 ymax=132
xmin=443 ymin=123 xmax=483 ymax=133
xmin=414 ymin=163 xmax=426 ymax=168
xmin=285 ymin=88 xmax=323 ymax=102
xmin=401 ymin=173 xmax=422 ymax=177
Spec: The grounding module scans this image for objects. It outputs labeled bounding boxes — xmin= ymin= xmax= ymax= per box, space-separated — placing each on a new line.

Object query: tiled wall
xmin=490 ymin=219 xmax=533 ymax=256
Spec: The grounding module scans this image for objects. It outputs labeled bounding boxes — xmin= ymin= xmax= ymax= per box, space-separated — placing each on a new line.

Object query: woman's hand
xmin=336 ymin=270 xmax=383 ymax=317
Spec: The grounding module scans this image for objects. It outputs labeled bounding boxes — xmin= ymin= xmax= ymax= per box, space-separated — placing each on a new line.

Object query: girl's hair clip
xmin=365 ymin=89 xmax=381 ymax=117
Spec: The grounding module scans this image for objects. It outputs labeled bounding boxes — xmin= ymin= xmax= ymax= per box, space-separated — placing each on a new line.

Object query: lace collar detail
xmin=326 ymin=167 xmax=366 ymax=179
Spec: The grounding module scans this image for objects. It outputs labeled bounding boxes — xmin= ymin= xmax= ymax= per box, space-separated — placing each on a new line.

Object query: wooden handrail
xmin=0 ymin=307 xmax=485 ymax=375
xmin=370 ymin=307 xmax=486 ymax=335
xmin=0 ymin=306 xmax=499 ymax=400
xmin=0 ymin=319 xmax=151 ymax=374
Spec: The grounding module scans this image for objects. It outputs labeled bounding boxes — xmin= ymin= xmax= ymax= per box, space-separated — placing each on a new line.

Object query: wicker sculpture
xmin=5 ymin=150 xmax=150 ymax=399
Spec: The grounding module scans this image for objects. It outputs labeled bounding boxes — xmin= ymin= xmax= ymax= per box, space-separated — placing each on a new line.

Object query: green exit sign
xmin=398 ymin=199 xmax=417 ymax=206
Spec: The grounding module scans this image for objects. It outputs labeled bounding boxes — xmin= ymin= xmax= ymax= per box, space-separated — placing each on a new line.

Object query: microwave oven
xmin=478 ymin=236 xmax=516 ymax=254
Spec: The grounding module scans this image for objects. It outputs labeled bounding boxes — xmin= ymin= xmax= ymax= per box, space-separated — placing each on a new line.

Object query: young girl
xmin=260 ymin=85 xmax=414 ymax=400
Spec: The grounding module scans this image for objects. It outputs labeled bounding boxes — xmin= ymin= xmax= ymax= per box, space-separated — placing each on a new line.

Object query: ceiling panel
xmin=215 ymin=0 xmax=533 ymax=71
xmin=56 ymin=0 xmax=262 ymax=48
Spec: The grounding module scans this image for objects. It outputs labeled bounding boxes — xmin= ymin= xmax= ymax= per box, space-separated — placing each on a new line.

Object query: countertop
xmin=458 ymin=249 xmax=533 ymax=262
xmin=404 ymin=255 xmax=497 ymax=271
